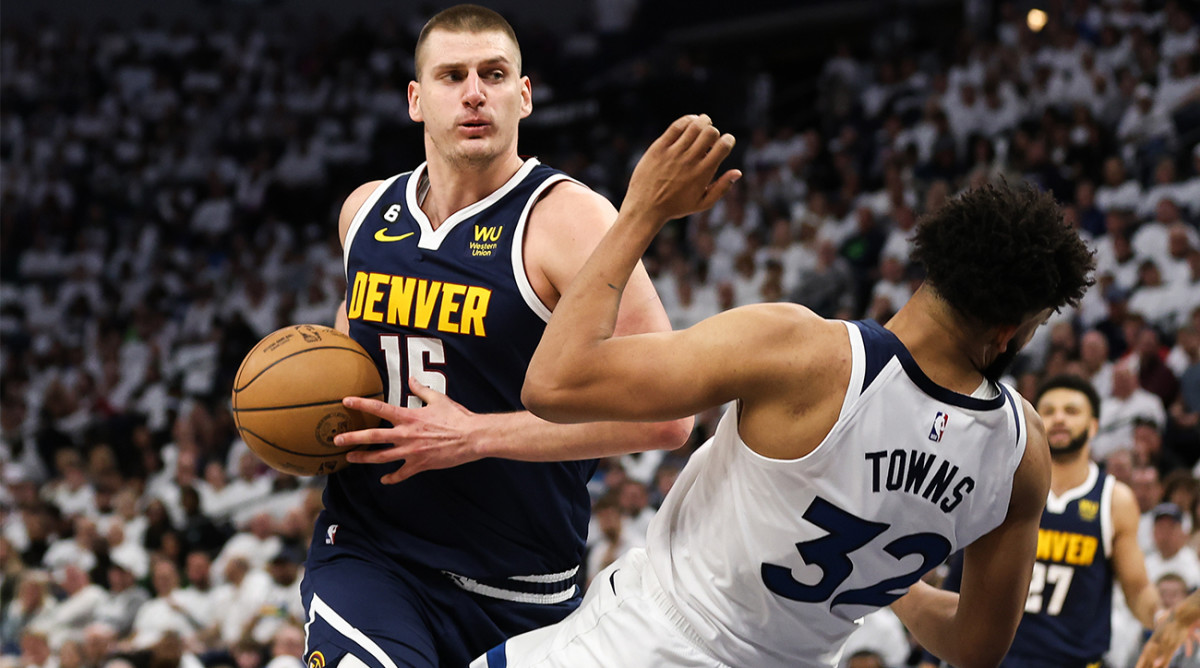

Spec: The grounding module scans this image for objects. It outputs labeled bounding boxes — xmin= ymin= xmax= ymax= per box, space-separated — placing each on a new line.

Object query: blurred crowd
xmin=1 ymin=0 xmax=1199 ymax=666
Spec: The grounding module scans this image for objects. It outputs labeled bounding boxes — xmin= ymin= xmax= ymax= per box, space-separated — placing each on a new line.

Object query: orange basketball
xmin=231 ymin=324 xmax=384 ymax=476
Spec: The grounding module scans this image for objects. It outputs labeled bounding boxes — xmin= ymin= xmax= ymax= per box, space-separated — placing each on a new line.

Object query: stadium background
xmin=1 ymin=0 xmax=1198 ymax=667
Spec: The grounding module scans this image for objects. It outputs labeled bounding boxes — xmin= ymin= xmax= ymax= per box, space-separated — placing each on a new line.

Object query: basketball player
xmin=474 ymin=118 xmax=1095 ymax=667
xmin=301 ymin=6 xmax=691 ymax=667
xmin=920 ymin=375 xmax=1162 ymax=668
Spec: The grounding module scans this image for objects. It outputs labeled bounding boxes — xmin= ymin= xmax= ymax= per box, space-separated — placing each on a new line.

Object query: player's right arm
xmin=333 ymin=181 xmax=383 ymax=335
xmin=1110 ymin=478 xmax=1162 ymax=628
xmin=891 ymin=399 xmax=1051 ymax=668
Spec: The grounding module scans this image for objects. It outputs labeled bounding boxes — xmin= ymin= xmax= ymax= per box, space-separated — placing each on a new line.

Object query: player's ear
xmin=992 ymin=322 xmax=1020 ymax=354
xmin=519 ymin=76 xmax=532 ymax=119
xmin=409 ymin=81 xmax=423 ymax=123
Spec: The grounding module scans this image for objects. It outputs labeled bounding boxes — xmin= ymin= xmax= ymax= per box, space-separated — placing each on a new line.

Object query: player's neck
xmin=421 ymin=151 xmax=526 ymax=229
xmin=885 ymin=289 xmax=988 ymax=395
xmin=1049 ymin=451 xmax=1092 ymax=496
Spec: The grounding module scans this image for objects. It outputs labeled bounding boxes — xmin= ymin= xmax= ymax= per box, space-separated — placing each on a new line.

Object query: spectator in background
xmin=34 ymin=565 xmax=107 ymax=651
xmin=1144 ymin=502 xmax=1200 ymax=589
xmin=1131 ymin=465 xmax=1165 ymax=554
xmin=126 ymin=557 xmax=204 ymax=651
xmin=1094 ymin=362 xmax=1168 ymax=460
xmin=91 ymin=558 xmax=148 ymax=640
xmin=0 ymin=570 xmax=54 ymax=654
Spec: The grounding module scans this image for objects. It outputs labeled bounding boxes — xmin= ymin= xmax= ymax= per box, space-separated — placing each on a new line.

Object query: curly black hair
xmin=911 ymin=182 xmax=1095 ymax=327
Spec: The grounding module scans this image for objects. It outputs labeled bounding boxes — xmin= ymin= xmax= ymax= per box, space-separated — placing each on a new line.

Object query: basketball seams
xmin=232 ymin=345 xmax=380 ymax=395
xmin=231 ymin=392 xmax=385 ymax=413
xmin=237 ymin=426 xmax=369 ymax=458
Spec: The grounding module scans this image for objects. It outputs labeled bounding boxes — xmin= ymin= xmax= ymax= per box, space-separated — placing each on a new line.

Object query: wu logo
xmin=928 ymin=412 xmax=949 ymax=442
xmin=474 ymin=225 xmax=503 ymax=242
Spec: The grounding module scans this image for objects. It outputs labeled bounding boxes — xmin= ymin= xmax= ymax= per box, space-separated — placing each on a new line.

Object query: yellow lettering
xmin=1077 ymin=536 xmax=1098 ymax=566
xmin=1050 ymin=531 xmax=1070 ymax=562
xmin=437 ymin=283 xmax=466 ymax=334
xmin=363 ymin=273 xmax=388 ymax=322
xmin=1067 ymin=535 xmax=1085 ymax=564
xmin=474 ymin=225 xmax=503 ymax=242
xmin=414 ymin=280 xmax=442 ymax=329
xmin=386 ymin=276 xmax=417 ymax=327
xmin=348 ymin=272 xmax=368 ymax=319
xmin=1037 ymin=530 xmax=1098 ymax=565
xmin=1036 ymin=529 xmax=1051 ymax=561
xmin=461 ymin=286 xmax=491 ymax=336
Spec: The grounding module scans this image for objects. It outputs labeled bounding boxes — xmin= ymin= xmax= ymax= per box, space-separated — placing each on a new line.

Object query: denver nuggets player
xmin=299 ymin=6 xmax=690 ymax=668
xmin=922 ymin=375 xmax=1161 ymax=668
xmin=474 ymin=116 xmax=1095 ymax=667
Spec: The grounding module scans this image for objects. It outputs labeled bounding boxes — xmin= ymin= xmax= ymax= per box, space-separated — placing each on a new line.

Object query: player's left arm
xmin=1110 ymin=478 xmax=1162 ymax=628
xmin=892 ymin=399 xmax=1051 ymax=668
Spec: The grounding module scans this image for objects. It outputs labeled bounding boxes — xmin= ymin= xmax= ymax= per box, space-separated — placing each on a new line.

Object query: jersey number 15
xmin=380 ymin=334 xmax=447 ymax=407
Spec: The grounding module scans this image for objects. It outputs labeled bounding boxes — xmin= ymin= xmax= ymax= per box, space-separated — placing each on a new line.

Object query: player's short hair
xmin=911 ymin=182 xmax=1094 ymax=327
xmin=1034 ymin=374 xmax=1101 ymax=420
xmin=414 ymin=4 xmax=522 ymax=80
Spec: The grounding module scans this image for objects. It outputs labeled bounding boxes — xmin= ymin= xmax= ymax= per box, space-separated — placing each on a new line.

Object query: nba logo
xmin=325 ymin=524 xmax=338 ymax=545
xmin=929 ymin=412 xmax=949 ymax=442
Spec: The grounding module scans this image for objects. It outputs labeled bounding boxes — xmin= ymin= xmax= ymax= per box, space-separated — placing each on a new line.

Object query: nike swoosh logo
xmin=374 ymin=229 xmax=414 ymax=243
xmin=609 ymin=569 xmax=619 ymax=595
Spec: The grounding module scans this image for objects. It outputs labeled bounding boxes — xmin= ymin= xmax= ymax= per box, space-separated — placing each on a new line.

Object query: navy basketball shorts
xmin=301 ymin=541 xmax=581 ymax=668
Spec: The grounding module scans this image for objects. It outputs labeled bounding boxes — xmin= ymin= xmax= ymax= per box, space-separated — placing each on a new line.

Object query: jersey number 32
xmin=762 ymin=496 xmax=952 ymax=609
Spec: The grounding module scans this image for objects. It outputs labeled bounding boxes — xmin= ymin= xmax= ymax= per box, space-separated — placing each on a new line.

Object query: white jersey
xmin=646 ymin=320 xmax=1029 ymax=667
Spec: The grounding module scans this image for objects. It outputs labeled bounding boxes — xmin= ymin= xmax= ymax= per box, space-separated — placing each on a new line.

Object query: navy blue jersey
xmin=1006 ymin=462 xmax=1115 ymax=665
xmin=323 ymin=159 xmax=596 ymax=599
xmin=923 ymin=463 xmax=1115 ymax=668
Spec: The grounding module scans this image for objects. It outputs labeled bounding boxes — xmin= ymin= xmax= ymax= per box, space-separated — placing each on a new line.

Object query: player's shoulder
xmin=343 ymin=179 xmax=387 ymax=212
xmin=532 ymin=178 xmax=617 ymax=223
xmin=709 ymin=303 xmax=849 ymax=377
xmin=1107 ymin=475 xmax=1140 ymax=520
xmin=722 ymin=301 xmax=839 ymax=337
xmin=338 ymin=179 xmax=387 ymax=242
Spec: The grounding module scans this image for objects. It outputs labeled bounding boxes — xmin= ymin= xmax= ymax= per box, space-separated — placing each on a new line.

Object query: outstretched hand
xmin=334 ymin=376 xmax=482 ymax=484
xmin=1137 ymin=612 xmax=1200 ymax=668
xmin=621 ymin=114 xmax=741 ymax=226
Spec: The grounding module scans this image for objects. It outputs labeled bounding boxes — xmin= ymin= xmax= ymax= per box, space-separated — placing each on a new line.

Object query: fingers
xmin=698 ymin=168 xmax=744 ymax=211
xmin=408 ymin=376 xmax=438 ymax=403
xmin=700 ymin=132 xmax=736 ymax=172
xmin=675 ymin=115 xmax=708 ymax=155
xmin=343 ymin=396 xmax=394 ymax=419
xmin=335 ymin=427 xmax=397 ymax=449
xmin=657 ymin=115 xmax=697 ymax=150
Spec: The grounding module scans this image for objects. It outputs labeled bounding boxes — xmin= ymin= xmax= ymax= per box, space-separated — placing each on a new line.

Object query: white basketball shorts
xmin=469 ymin=548 xmax=727 ymax=668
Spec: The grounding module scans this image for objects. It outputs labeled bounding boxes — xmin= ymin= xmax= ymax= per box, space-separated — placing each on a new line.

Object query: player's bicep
xmin=1110 ymin=482 xmax=1154 ymax=604
xmin=338 ymin=181 xmax=383 ymax=246
xmin=528 ymin=304 xmax=823 ymax=422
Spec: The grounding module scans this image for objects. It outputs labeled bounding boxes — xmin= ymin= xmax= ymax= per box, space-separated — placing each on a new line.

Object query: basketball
xmin=231 ymin=324 xmax=384 ymax=476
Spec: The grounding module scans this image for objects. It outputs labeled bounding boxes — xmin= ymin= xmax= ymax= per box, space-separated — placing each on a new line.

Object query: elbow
xmin=653 ymin=415 xmax=694 ymax=451
xmin=521 ymin=374 xmax=566 ymax=422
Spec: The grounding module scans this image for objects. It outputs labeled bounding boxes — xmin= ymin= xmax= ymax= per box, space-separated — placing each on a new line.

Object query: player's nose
xmin=462 ymin=71 xmax=485 ymax=106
